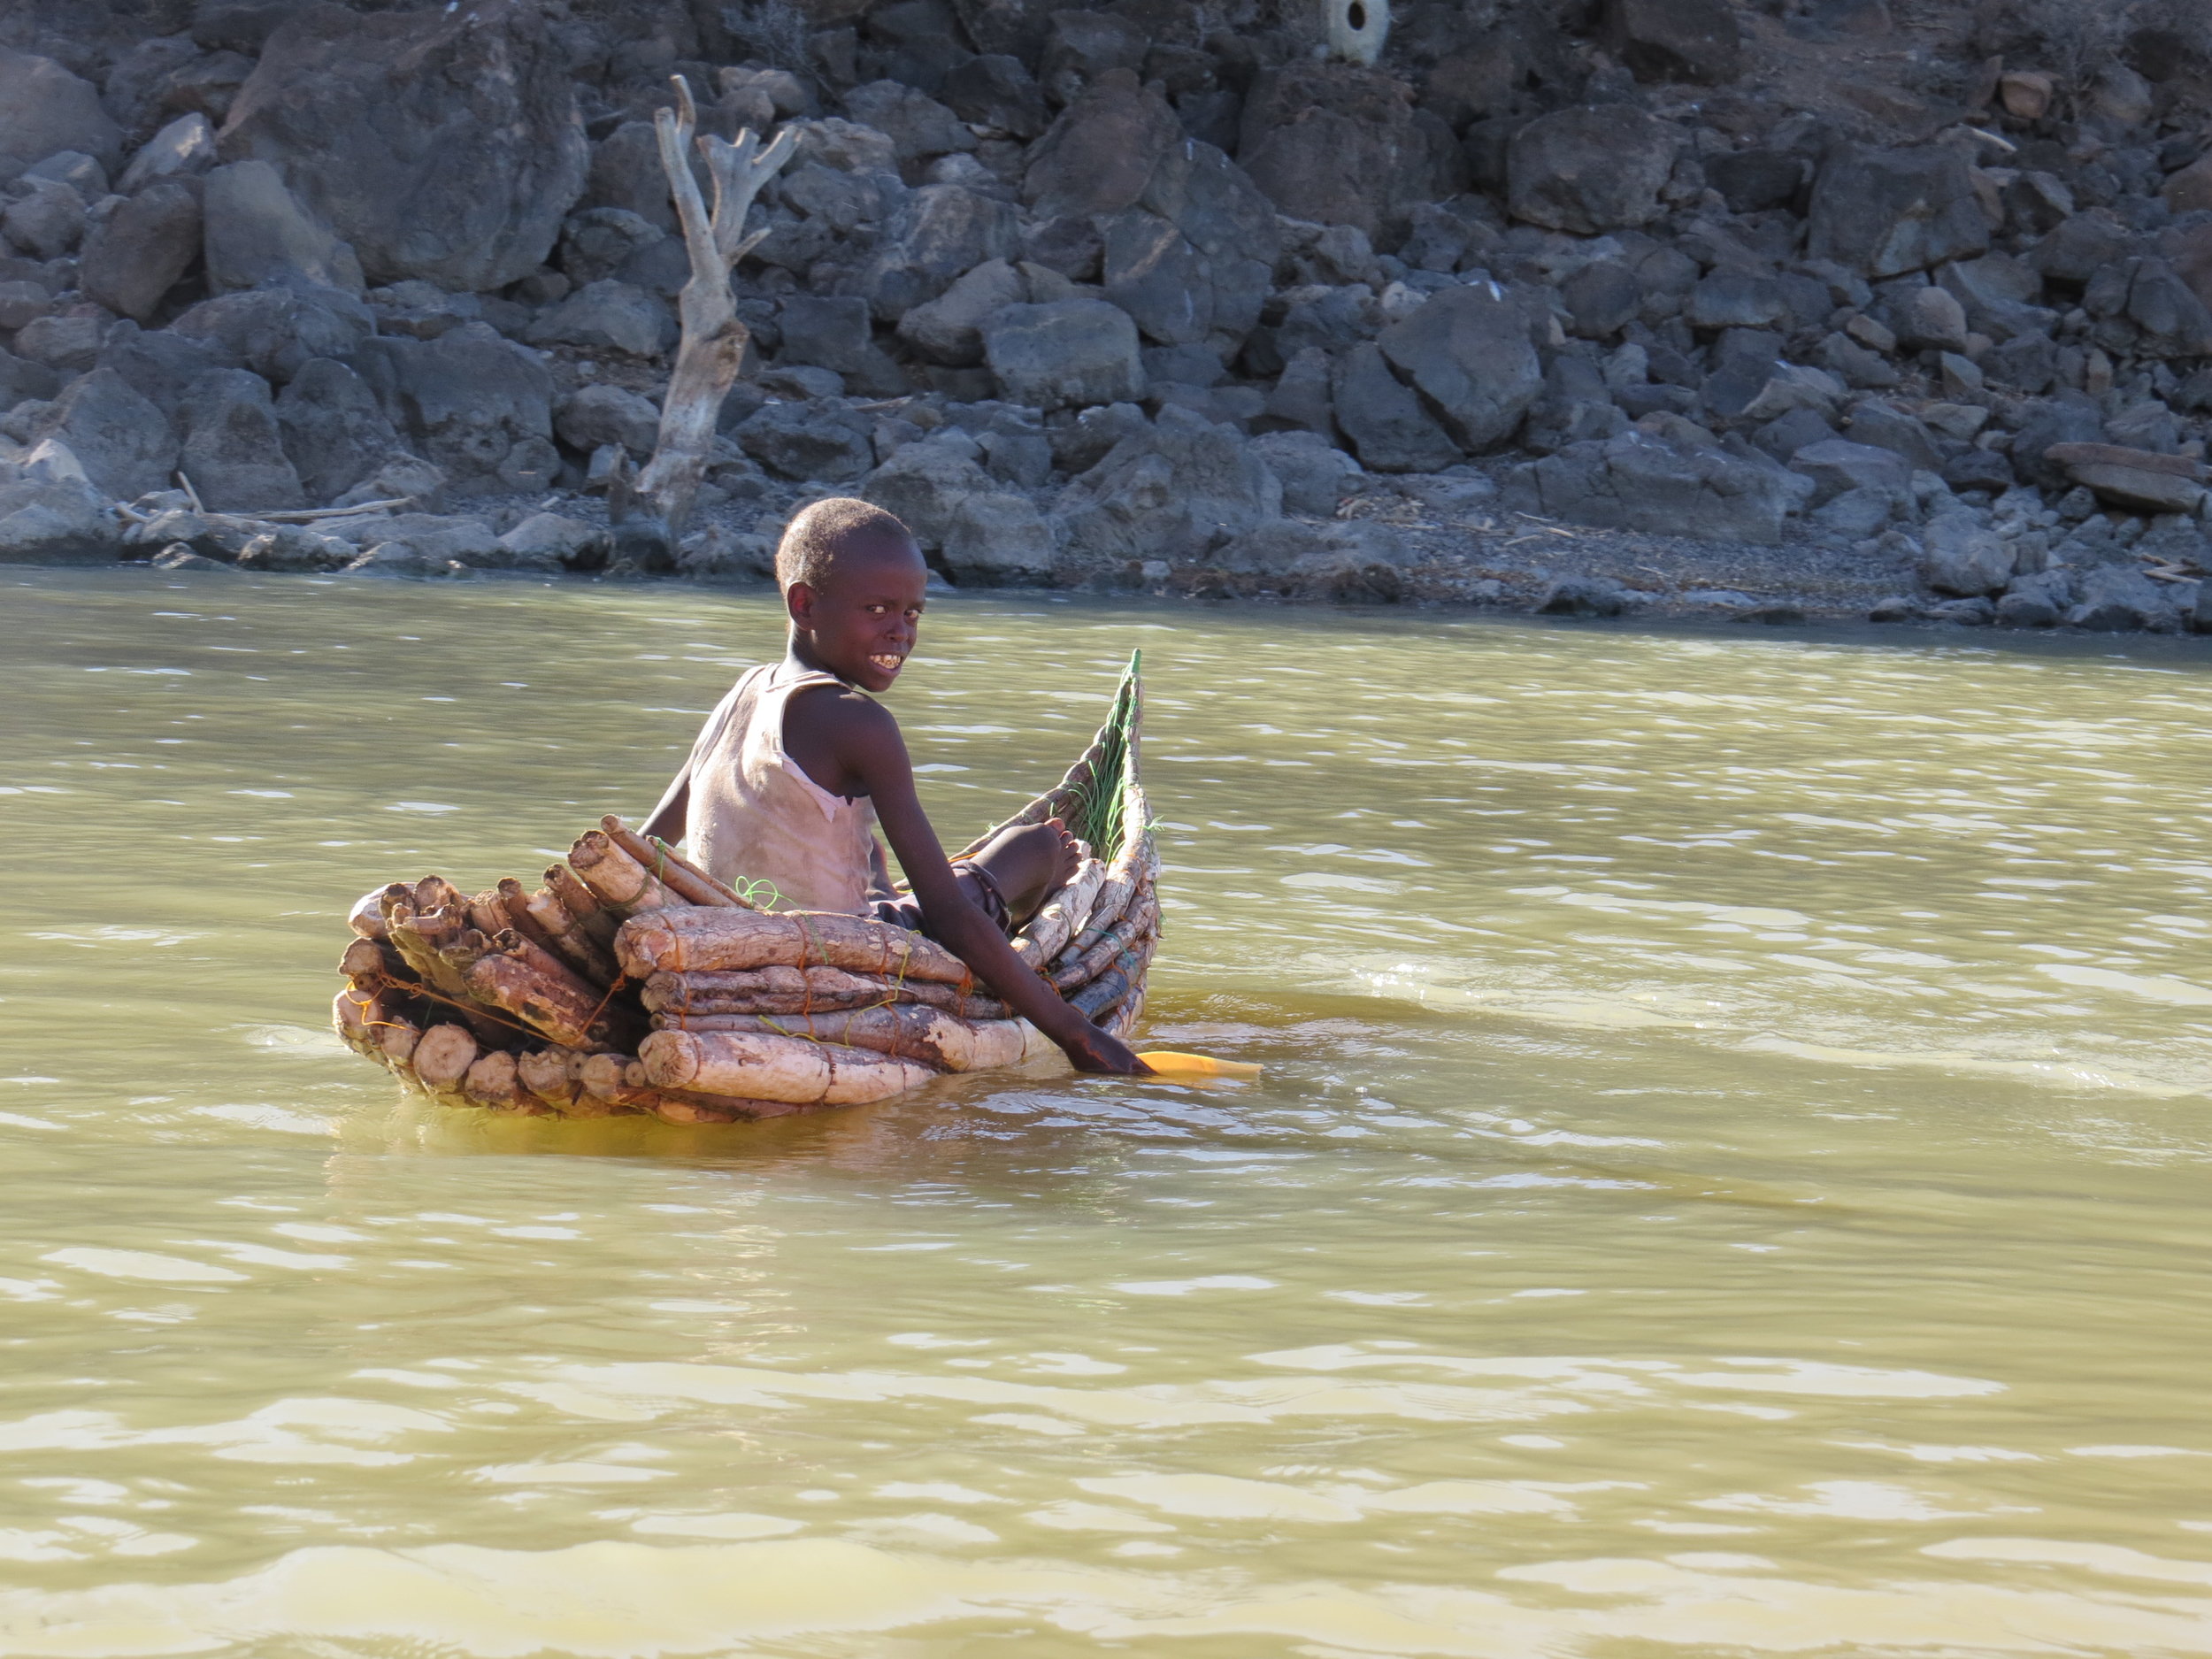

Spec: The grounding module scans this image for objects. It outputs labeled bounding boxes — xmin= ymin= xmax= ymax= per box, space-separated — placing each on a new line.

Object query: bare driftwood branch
xmin=636 ymin=75 xmax=795 ymax=534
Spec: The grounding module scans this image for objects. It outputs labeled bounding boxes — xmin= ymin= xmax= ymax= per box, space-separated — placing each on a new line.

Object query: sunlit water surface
xmin=4 ymin=567 xmax=2212 ymax=1657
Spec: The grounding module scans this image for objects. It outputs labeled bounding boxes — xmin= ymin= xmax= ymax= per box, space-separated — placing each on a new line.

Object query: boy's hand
xmin=1059 ymin=1021 xmax=1153 ymax=1075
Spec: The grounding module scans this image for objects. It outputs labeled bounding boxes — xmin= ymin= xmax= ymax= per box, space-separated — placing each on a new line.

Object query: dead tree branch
xmin=636 ymin=75 xmax=795 ymax=534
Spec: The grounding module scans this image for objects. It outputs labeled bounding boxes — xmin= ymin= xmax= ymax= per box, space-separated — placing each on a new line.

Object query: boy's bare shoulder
xmin=785 ymin=680 xmax=902 ymax=744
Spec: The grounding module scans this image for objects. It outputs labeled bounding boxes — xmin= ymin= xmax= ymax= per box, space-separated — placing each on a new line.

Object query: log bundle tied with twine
xmin=333 ymin=655 xmax=1159 ymax=1124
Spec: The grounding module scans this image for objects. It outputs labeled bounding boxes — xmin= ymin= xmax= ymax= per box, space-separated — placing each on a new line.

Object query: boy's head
xmin=775 ymin=497 xmax=927 ymax=694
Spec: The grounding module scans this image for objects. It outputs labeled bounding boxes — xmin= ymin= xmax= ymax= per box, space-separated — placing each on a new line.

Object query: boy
xmin=641 ymin=498 xmax=1149 ymax=1075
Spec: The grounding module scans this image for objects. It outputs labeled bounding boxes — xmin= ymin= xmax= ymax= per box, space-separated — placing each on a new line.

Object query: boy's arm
xmin=821 ymin=695 xmax=1149 ymax=1074
xmin=641 ymin=762 xmax=690 ymax=844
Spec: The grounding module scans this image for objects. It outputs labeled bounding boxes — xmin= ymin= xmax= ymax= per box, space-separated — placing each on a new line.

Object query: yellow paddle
xmin=1137 ymin=1051 xmax=1263 ymax=1079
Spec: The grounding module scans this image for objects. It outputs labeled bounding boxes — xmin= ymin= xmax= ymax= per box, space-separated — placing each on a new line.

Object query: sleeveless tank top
xmin=682 ymin=662 xmax=884 ymax=916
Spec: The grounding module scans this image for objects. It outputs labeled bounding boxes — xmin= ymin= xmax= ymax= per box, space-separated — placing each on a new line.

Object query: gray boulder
xmin=1539 ymin=576 xmax=1633 ymax=617
xmin=941 ymin=54 xmax=1047 ymax=140
xmin=0 ymin=476 xmax=117 ymax=564
xmin=524 ymin=280 xmax=674 ymax=357
xmin=1789 ymin=438 xmax=1911 ymax=504
xmin=1686 ymin=273 xmax=1790 ymax=332
xmin=1212 ymin=518 xmax=1413 ymax=603
xmin=1807 ymin=145 xmax=1990 ymax=278
xmin=1259 ymin=347 xmax=1336 ymax=438
xmin=554 ymin=383 xmax=659 ymax=460
xmin=734 ymin=400 xmax=875 ymax=481
xmin=2068 ymin=565 xmax=2181 ymax=632
xmin=78 ymin=180 xmax=204 ymax=323
xmin=1601 ymin=0 xmax=1742 ymax=83
xmin=1101 ymin=207 xmax=1270 ymax=352
xmin=351 ymin=326 xmax=558 ymax=495
xmin=1251 ymin=428 xmax=1364 ymax=517
xmin=1237 ymin=64 xmax=1457 ymax=248
xmin=1842 ymin=401 xmax=1942 ymax=472
xmin=497 ymin=511 xmax=603 ymax=571
xmin=775 ymin=295 xmax=906 ymax=395
xmin=0 ymin=283 xmax=52 ymax=334
xmin=1333 ymin=341 xmax=1461 ymax=473
xmin=0 ymin=50 xmax=121 ymax=179
xmin=842 ymin=81 xmax=975 ymax=166
xmin=1022 ymin=68 xmax=1180 ymax=222
xmin=1811 ymin=483 xmax=1896 ymax=539
xmin=1507 ymin=106 xmax=1678 ymax=235
xmin=13 ymin=312 xmax=106 ymax=374
xmin=941 ymin=491 xmax=1056 ymax=586
xmin=179 ymin=369 xmax=306 ymax=511
xmin=274 ymin=357 xmax=402 ymax=504
xmin=1052 ymin=405 xmax=1282 ymax=565
xmin=0 ymin=346 xmax=61 ymax=408
xmin=219 ymin=0 xmax=588 ymax=290
xmin=172 ymin=285 xmax=374 ymax=385
xmin=674 ymin=523 xmax=772 ymax=582
xmin=1504 ymin=426 xmax=1814 ymax=541
xmin=557 ymin=207 xmax=665 ymax=288
xmin=858 ymin=185 xmax=1020 ymax=322
xmin=96 ymin=324 xmax=236 ymax=421
xmin=2086 ymin=256 xmax=2212 ymax=359
xmin=202 ymin=158 xmax=364 ymax=294
xmin=1997 ymin=569 xmax=2072 ymax=627
xmin=117 ymin=114 xmax=219 ymax=195
xmin=32 ymin=370 xmax=175 ymax=500
xmin=862 ymin=435 xmax=995 ymax=549
xmin=1917 ymin=511 xmax=2013 ymax=596
xmin=1377 ymin=285 xmax=1543 ymax=454
xmin=896 ymin=257 xmax=1025 ymax=366
xmin=20 ymin=151 xmax=105 ymax=196
xmin=3 ymin=181 xmax=87 ymax=260
xmin=983 ymin=300 xmax=1144 ymax=410
xmin=1886 ymin=284 xmax=1970 ymax=353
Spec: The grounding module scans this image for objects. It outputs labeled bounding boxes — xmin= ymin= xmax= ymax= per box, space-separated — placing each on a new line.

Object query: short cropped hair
xmin=775 ymin=497 xmax=915 ymax=592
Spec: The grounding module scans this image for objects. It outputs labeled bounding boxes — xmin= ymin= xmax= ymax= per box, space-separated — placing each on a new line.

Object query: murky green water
xmin=4 ymin=567 xmax=2212 ymax=1656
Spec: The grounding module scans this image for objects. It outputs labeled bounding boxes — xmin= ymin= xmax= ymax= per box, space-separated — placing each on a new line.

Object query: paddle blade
xmin=1137 ymin=1051 xmax=1262 ymax=1079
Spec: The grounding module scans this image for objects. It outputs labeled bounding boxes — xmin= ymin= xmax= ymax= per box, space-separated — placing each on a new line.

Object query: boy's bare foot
xmin=968 ymin=817 xmax=1081 ymax=926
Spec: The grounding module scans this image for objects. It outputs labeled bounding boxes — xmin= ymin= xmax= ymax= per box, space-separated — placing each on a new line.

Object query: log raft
xmin=332 ymin=653 xmax=1158 ymax=1125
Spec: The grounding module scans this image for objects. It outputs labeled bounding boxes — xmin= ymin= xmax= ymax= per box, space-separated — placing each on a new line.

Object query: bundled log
xmin=348 ymin=888 xmax=392 ymax=941
xmin=618 ymin=906 xmax=973 ymax=982
xmin=1051 ymin=887 xmax=1157 ymax=992
xmin=600 ymin=815 xmax=753 ymax=909
xmin=640 ymin=1028 xmax=942 ymax=1104
xmin=517 ymin=1045 xmax=585 ymax=1110
xmin=641 ymin=965 xmax=1009 ymax=1022
xmin=460 ymin=938 xmax=630 ymax=1051
xmin=511 ymin=879 xmax=619 ymax=984
xmin=568 ymin=830 xmax=673 ymax=917
xmin=463 ymin=1048 xmax=523 ymax=1110
xmin=333 ymin=987 xmax=382 ymax=1056
xmin=664 ymin=1005 xmax=1034 ymax=1071
xmin=413 ymin=1022 xmax=480 ymax=1098
xmin=1068 ymin=935 xmax=1157 ymax=1024
xmin=1011 ymin=856 xmax=1107 ymax=967
xmin=546 ymin=863 xmax=619 ymax=949
xmin=374 ymin=1010 xmax=423 ymax=1071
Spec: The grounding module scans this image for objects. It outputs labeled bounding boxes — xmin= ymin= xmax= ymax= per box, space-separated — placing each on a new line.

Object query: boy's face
xmin=787 ymin=534 xmax=928 ymax=694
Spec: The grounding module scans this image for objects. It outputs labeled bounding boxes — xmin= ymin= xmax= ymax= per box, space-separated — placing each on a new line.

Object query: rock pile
xmin=3 ymin=0 xmax=2212 ymax=629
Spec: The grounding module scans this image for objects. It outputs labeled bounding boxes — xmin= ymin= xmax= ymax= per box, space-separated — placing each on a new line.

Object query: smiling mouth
xmin=868 ymin=653 xmax=905 ymax=674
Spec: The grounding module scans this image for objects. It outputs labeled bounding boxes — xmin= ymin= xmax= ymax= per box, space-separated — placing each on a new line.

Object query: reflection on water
xmin=2 ymin=567 xmax=2210 ymax=1656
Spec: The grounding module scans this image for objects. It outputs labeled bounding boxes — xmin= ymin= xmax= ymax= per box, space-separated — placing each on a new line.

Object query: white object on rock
xmin=1326 ymin=0 xmax=1390 ymax=65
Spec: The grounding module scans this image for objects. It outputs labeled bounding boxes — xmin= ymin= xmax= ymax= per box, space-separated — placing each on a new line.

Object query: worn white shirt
xmin=682 ymin=662 xmax=884 ymax=916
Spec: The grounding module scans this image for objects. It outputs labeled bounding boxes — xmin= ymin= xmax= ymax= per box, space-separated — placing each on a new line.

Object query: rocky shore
xmin=3 ymin=0 xmax=2212 ymax=632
